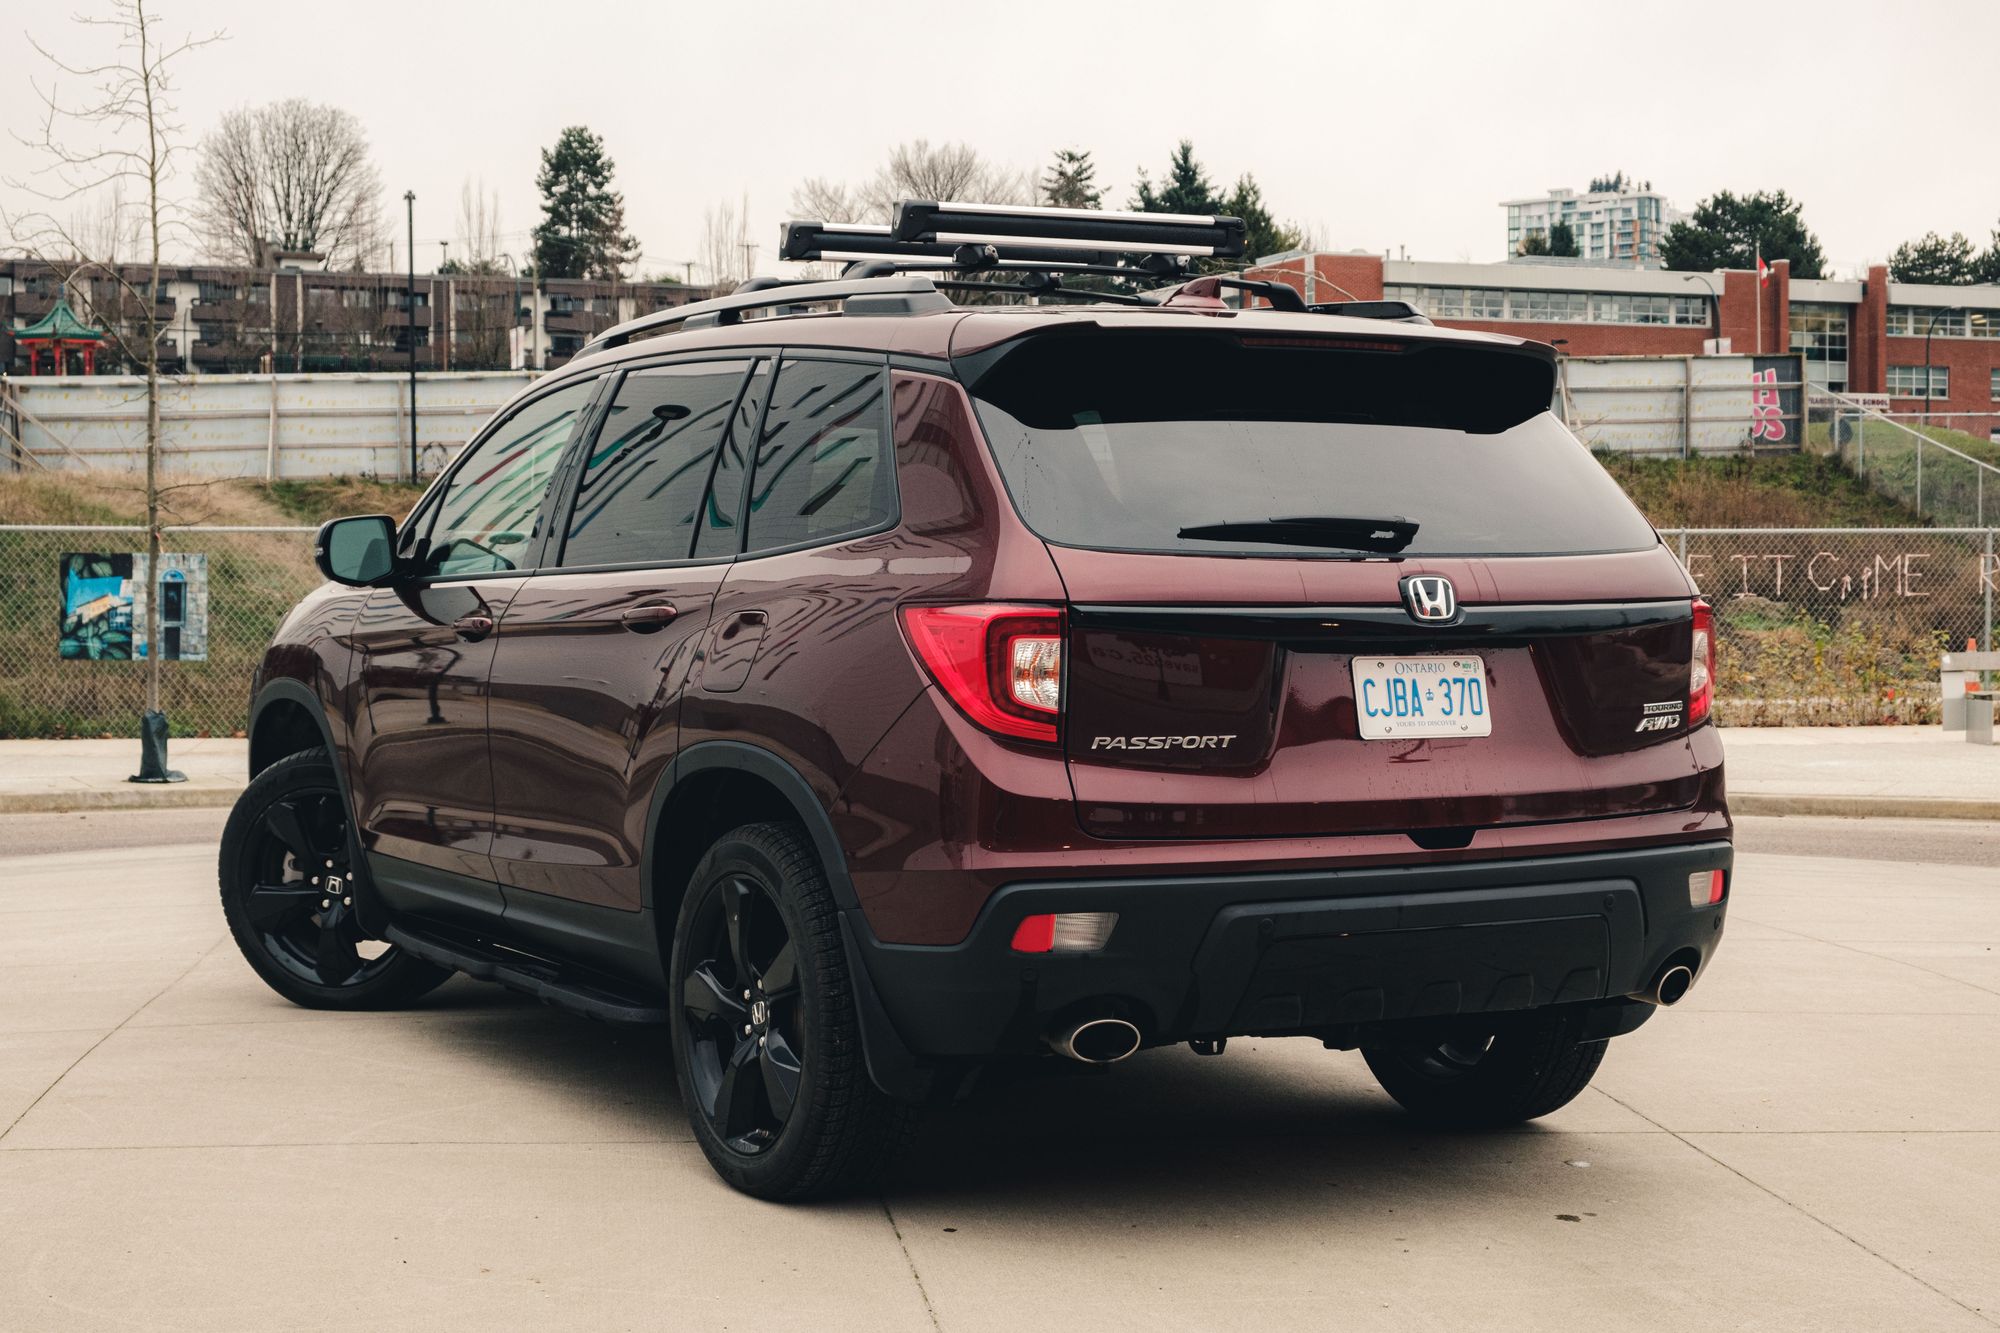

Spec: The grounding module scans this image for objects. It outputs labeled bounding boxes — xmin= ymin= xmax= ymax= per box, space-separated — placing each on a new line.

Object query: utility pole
xmin=405 ymin=190 xmax=417 ymax=481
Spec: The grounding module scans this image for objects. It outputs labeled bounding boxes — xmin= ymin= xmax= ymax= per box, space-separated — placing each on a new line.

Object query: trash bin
xmin=1968 ymin=691 xmax=1997 ymax=746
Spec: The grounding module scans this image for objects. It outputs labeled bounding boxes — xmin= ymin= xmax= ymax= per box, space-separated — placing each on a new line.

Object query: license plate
xmin=1352 ymin=655 xmax=1491 ymax=739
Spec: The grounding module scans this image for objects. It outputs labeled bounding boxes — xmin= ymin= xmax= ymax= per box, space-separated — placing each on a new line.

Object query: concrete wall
xmin=2 ymin=371 xmax=537 ymax=478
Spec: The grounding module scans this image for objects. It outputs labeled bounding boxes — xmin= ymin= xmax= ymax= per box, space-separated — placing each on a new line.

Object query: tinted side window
xmin=692 ymin=361 xmax=769 ymax=560
xmin=559 ymin=362 xmax=751 ymax=567
xmin=742 ymin=359 xmax=892 ymax=553
xmin=422 ymin=378 xmax=599 ymax=577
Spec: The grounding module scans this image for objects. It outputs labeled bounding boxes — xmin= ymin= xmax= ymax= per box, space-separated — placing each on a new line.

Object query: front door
xmin=347 ymin=374 xmax=603 ymax=887
xmin=485 ymin=358 xmax=768 ymax=910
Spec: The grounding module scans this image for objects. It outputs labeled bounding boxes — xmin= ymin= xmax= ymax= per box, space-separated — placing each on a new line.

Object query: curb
xmin=0 ymin=786 xmax=244 ymax=814
xmin=1731 ymin=793 xmax=2000 ymax=822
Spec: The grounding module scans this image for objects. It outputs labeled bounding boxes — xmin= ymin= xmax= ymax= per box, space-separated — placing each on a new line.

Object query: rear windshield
xmin=964 ymin=332 xmax=1658 ymax=558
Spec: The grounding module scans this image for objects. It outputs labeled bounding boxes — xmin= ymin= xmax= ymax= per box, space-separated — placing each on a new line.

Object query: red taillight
xmin=1688 ymin=869 xmax=1726 ymax=906
xmin=1689 ymin=599 xmax=1715 ymax=726
xmin=899 ymin=603 xmax=1064 ymax=744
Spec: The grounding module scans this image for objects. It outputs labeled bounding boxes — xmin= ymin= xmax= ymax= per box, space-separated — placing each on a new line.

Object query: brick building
xmin=1247 ymin=251 xmax=2000 ymax=438
xmin=0 ymin=257 xmax=712 ymax=376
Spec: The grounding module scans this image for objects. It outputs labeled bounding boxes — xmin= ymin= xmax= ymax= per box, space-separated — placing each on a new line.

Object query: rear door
xmin=484 ymin=357 xmax=768 ymax=909
xmin=960 ymin=327 xmax=1707 ymax=840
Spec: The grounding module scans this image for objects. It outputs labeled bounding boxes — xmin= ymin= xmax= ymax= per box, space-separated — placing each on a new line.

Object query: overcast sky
xmin=4 ymin=0 xmax=1996 ymax=281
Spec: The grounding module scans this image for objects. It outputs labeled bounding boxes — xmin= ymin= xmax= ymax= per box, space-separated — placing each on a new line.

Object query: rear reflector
xmin=1009 ymin=911 xmax=1118 ymax=954
xmin=1688 ymin=869 xmax=1726 ymax=907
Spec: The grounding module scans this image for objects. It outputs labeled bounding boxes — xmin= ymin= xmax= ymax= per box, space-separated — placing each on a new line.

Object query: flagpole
xmin=1754 ymin=240 xmax=1763 ymax=356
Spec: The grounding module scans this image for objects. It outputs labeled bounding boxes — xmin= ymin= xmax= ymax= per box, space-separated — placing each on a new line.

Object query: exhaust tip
xmin=1632 ymin=963 xmax=1695 ymax=1007
xmin=1050 ymin=1016 xmax=1142 ymax=1064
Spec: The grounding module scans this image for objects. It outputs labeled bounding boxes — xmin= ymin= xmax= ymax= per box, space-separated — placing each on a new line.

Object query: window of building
xmin=1887 ymin=365 xmax=1948 ymax=399
xmin=1991 ymin=368 xmax=1999 ymax=402
xmin=560 ymin=361 xmax=752 ymax=568
xmin=340 ymin=288 xmax=374 ymax=310
xmin=740 ymin=359 xmax=893 ymax=554
xmin=1887 ymin=306 xmax=1999 ymax=338
xmin=1790 ymin=302 xmax=1849 ymax=392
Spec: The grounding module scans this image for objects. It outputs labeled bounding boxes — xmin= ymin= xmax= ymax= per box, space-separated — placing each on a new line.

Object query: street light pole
xmin=405 ymin=190 xmax=417 ymax=482
xmin=1681 ymin=273 xmax=1720 ymax=346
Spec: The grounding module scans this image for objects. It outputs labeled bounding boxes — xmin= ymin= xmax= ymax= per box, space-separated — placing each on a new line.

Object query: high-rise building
xmin=1501 ymin=180 xmax=1683 ymax=267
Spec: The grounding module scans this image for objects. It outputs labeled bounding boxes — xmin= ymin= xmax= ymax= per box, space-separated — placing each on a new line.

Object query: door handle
xmin=452 ymin=614 xmax=495 ymax=642
xmin=620 ymin=602 xmax=680 ymax=632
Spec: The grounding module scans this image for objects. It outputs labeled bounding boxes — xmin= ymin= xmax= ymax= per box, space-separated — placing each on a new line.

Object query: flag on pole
xmin=1757 ymin=241 xmax=1768 ymax=286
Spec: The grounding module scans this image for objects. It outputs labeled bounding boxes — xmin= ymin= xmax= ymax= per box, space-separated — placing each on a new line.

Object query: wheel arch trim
xmin=640 ymin=740 xmax=859 ymax=914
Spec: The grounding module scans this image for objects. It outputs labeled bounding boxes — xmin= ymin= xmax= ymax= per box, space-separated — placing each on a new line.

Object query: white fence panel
xmin=5 ymin=371 xmax=536 ymax=478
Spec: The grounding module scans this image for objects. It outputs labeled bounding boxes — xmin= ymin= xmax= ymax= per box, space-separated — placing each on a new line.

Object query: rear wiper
xmin=1175 ymin=514 xmax=1418 ymax=553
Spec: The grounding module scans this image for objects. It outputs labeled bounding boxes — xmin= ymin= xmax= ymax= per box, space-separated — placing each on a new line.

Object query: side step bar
xmin=384 ymin=922 xmax=670 ymax=1024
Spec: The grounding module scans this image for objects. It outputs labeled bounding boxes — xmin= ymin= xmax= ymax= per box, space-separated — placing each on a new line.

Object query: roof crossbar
xmin=578 ymin=275 xmax=951 ymax=356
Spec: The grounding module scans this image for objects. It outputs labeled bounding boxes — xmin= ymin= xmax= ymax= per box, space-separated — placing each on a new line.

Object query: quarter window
xmin=560 ymin=361 xmax=751 ymax=567
xmin=741 ymin=360 xmax=893 ymax=554
xmin=421 ymin=377 xmax=599 ymax=577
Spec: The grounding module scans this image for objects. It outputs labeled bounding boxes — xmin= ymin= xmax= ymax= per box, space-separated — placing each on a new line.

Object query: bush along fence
xmin=0 ymin=524 xmax=1994 ymax=738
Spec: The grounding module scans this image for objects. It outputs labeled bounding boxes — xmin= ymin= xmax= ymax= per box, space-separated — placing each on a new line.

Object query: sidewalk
xmin=0 ymin=737 xmax=248 ymax=813
xmin=0 ymin=728 xmax=1992 ymax=818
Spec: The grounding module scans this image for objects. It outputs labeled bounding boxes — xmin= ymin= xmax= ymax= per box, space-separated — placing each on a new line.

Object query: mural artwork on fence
xmin=58 ymin=552 xmax=208 ymax=661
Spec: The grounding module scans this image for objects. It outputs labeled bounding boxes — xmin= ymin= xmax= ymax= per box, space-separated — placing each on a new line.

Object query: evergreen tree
xmin=1888 ymin=231 xmax=1979 ymax=285
xmin=1132 ymin=140 xmax=1221 ymax=216
xmin=1223 ymin=174 xmax=1302 ymax=260
xmin=1041 ymin=148 xmax=1102 ymax=210
xmin=532 ymin=126 xmax=640 ymax=281
xmin=1547 ymin=221 xmax=1580 ymax=257
xmin=1658 ymin=189 xmax=1825 ymax=279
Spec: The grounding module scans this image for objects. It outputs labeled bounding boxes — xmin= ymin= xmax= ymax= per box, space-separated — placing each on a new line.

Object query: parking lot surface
xmin=1 ymin=819 xmax=1995 ymax=1331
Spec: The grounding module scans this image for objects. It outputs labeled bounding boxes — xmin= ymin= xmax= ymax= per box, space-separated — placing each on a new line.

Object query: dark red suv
xmin=221 ymin=203 xmax=1729 ymax=1200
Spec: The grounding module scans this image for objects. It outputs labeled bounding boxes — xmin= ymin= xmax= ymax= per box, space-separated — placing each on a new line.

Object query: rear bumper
xmin=849 ymin=840 xmax=1731 ymax=1062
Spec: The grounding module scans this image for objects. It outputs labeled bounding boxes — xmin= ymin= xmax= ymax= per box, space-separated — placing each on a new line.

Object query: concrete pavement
xmin=2 ymin=726 xmax=1996 ymax=819
xmin=1 ymin=831 xmax=1995 ymax=1330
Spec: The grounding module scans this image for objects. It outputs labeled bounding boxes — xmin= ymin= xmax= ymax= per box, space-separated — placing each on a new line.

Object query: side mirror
xmin=315 ymin=514 xmax=398 ymax=587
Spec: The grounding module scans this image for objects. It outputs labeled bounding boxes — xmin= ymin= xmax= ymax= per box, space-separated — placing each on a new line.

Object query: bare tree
xmin=790 ymin=140 xmax=1031 ymax=227
xmin=194 ymin=98 xmax=381 ymax=267
xmin=454 ymin=177 xmax=505 ymax=274
xmin=700 ymin=194 xmax=752 ymax=290
xmin=860 ymin=139 xmax=1030 ymax=218
xmin=789 ymin=176 xmax=865 ymax=225
xmin=4 ymin=0 xmax=222 ymax=761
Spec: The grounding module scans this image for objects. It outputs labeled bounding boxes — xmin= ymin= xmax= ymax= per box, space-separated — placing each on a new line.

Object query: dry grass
xmin=1597 ymin=452 xmax=1922 ymax=529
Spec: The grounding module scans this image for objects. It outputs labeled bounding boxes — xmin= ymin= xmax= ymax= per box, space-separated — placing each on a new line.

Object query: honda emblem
xmin=1400 ymin=575 xmax=1458 ymax=624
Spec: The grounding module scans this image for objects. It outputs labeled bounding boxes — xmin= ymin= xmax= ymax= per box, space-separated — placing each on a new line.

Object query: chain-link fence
xmin=1662 ymin=527 xmax=1998 ymax=724
xmin=1 ymin=524 xmax=317 ymax=737
xmin=2 ymin=523 xmax=1995 ymax=736
xmin=1808 ymin=401 xmax=2000 ymax=529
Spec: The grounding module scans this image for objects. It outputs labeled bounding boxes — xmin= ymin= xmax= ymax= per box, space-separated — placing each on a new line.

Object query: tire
xmin=669 ymin=821 xmax=916 ymax=1201
xmin=1362 ymin=1008 xmax=1608 ymax=1129
xmin=219 ymin=747 xmax=451 ymax=1011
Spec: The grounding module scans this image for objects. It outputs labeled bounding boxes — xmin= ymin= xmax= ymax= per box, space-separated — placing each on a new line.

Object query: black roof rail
xmin=577 ymin=275 xmax=952 ymax=356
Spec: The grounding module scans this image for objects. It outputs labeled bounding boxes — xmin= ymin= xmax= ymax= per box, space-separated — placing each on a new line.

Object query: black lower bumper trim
xmin=850 ymin=841 xmax=1731 ymax=1062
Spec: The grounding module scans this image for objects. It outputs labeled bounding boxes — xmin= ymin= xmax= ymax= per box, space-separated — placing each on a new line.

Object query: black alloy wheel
xmin=680 ymin=874 xmax=805 ymax=1155
xmin=220 ymin=748 xmax=450 ymax=1010
xmin=668 ymin=821 xmax=915 ymax=1200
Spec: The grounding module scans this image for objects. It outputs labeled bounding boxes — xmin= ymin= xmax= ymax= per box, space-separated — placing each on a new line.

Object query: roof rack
xmin=894 ymin=200 xmax=1246 ymax=258
xmin=577 ymin=274 xmax=951 ymax=356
